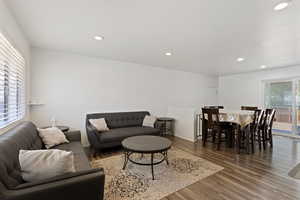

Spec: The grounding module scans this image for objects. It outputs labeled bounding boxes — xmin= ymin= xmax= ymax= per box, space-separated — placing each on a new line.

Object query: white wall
xmin=0 ymin=0 xmax=31 ymax=133
xmin=218 ymin=65 xmax=300 ymax=109
xmin=30 ymin=48 xmax=218 ymax=145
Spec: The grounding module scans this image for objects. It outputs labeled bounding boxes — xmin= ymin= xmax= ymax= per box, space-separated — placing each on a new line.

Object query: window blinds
xmin=0 ymin=32 xmax=25 ymax=128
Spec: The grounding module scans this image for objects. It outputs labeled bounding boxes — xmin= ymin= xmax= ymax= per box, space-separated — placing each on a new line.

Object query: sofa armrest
xmin=64 ymin=130 xmax=81 ymax=142
xmin=86 ymin=124 xmax=100 ymax=148
xmin=4 ymin=169 xmax=105 ymax=200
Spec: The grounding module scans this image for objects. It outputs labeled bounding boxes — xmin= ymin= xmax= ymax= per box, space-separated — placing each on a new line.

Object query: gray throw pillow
xmin=19 ymin=149 xmax=76 ymax=182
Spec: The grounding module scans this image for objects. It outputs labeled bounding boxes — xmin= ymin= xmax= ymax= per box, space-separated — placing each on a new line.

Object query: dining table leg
xmin=229 ymin=126 xmax=235 ymax=148
xmin=237 ymin=126 xmax=241 ymax=154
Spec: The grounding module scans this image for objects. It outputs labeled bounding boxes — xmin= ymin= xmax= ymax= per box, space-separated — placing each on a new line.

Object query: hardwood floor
xmin=161 ymin=135 xmax=300 ymax=200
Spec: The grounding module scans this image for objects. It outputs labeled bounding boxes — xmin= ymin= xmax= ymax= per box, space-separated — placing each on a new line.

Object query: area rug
xmin=288 ymin=163 xmax=300 ymax=179
xmin=91 ymin=148 xmax=223 ymax=200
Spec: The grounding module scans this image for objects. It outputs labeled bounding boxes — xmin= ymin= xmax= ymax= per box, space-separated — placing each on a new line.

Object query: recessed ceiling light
xmin=237 ymin=57 xmax=245 ymax=62
xmin=94 ymin=35 xmax=104 ymax=41
xmin=274 ymin=1 xmax=291 ymax=11
xmin=165 ymin=52 xmax=172 ymax=56
xmin=261 ymin=65 xmax=267 ymax=69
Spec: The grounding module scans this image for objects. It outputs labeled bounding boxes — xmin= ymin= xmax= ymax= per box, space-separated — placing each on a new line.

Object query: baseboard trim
xmin=273 ymin=132 xmax=300 ymax=139
xmin=173 ymin=134 xmax=195 ymax=142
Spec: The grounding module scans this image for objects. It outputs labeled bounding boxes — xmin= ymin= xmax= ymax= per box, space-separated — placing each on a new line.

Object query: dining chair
xmin=241 ymin=106 xmax=258 ymax=111
xmin=243 ymin=109 xmax=264 ymax=153
xmin=262 ymin=109 xmax=276 ymax=149
xmin=254 ymin=109 xmax=267 ymax=151
xmin=201 ymin=108 xmax=230 ymax=150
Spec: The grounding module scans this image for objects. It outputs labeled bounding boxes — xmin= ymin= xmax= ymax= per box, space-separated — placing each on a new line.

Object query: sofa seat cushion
xmin=54 ymin=142 xmax=91 ymax=171
xmin=98 ymin=127 xmax=160 ymax=144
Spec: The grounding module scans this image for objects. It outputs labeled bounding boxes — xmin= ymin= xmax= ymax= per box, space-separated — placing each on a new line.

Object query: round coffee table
xmin=121 ymin=135 xmax=172 ymax=180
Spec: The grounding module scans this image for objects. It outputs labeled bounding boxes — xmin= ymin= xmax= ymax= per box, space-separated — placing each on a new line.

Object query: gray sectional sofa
xmin=86 ymin=111 xmax=160 ymax=152
xmin=0 ymin=122 xmax=105 ymax=200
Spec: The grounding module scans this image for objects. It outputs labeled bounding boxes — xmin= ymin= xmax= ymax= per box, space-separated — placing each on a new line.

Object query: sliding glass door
xmin=296 ymin=80 xmax=300 ymax=135
xmin=264 ymin=81 xmax=294 ymax=134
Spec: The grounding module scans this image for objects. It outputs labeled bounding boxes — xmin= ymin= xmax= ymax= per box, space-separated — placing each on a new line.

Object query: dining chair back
xmin=202 ymin=108 xmax=220 ymax=129
xmin=245 ymin=109 xmax=265 ymax=153
xmin=204 ymin=106 xmax=224 ymax=109
xmin=252 ymin=109 xmax=262 ymax=127
xmin=237 ymin=109 xmax=264 ymax=154
xmin=241 ymin=106 xmax=258 ymax=111
xmin=265 ymin=109 xmax=276 ymax=130
xmin=262 ymin=108 xmax=276 ymax=148
xmin=253 ymin=110 xmax=264 ymax=133
xmin=254 ymin=110 xmax=266 ymax=150
xmin=201 ymin=108 xmax=228 ymax=150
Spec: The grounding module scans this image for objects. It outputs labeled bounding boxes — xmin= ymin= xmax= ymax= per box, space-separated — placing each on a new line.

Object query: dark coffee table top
xmin=122 ymin=136 xmax=172 ymax=153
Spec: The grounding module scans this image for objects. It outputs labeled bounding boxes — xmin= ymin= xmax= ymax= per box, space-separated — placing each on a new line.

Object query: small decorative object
xmin=28 ymin=99 xmax=45 ymax=106
xmin=50 ymin=116 xmax=56 ymax=127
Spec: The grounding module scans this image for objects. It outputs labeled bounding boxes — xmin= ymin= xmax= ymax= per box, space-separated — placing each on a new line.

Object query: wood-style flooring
xmin=161 ymin=135 xmax=300 ymax=200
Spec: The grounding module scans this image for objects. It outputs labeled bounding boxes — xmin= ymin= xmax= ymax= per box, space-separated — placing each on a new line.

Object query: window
xmin=0 ymin=32 xmax=25 ymax=128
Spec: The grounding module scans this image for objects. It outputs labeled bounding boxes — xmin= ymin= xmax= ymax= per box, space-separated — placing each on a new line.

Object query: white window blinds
xmin=0 ymin=32 xmax=26 ymax=128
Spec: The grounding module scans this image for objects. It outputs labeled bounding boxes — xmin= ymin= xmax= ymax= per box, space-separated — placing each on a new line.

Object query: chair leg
xmin=251 ymin=131 xmax=255 ymax=154
xmin=258 ymin=130 xmax=262 ymax=150
xmin=217 ymin=129 xmax=221 ymax=150
xmin=237 ymin=129 xmax=241 ymax=154
xmin=230 ymin=129 xmax=235 ymax=148
xmin=212 ymin=131 xmax=216 ymax=144
xmin=262 ymin=129 xmax=266 ymax=150
xmin=202 ymin=130 xmax=207 ymax=147
xmin=269 ymin=130 xmax=273 ymax=148
xmin=246 ymin=131 xmax=250 ymax=154
xmin=90 ymin=147 xmax=98 ymax=158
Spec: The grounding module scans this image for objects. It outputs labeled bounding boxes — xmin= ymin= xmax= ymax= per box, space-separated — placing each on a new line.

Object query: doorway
xmin=264 ymin=79 xmax=300 ymax=136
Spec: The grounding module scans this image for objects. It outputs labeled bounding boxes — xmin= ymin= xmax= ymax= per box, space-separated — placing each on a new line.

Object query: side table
xmin=156 ymin=117 xmax=175 ymax=136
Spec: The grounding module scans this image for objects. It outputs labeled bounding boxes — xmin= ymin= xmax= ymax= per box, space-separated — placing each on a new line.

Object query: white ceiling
xmin=5 ymin=0 xmax=300 ymax=75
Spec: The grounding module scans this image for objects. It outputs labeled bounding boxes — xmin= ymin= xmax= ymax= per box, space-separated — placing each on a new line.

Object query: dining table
xmin=200 ymin=109 xmax=255 ymax=151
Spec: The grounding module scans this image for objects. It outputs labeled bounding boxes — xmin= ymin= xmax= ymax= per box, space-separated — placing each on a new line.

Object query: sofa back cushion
xmin=0 ymin=121 xmax=43 ymax=189
xmin=86 ymin=111 xmax=150 ymax=129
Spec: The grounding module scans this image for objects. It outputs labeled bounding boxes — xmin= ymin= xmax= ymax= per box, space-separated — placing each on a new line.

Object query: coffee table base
xmin=122 ymin=151 xmax=169 ymax=180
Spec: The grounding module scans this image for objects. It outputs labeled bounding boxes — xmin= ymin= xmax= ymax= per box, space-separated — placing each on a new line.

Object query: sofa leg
xmin=93 ymin=150 xmax=97 ymax=158
xmin=90 ymin=147 xmax=98 ymax=159
xmin=94 ymin=148 xmax=102 ymax=159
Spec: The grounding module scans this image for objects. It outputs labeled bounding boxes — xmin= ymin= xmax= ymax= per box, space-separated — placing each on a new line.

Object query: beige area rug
xmin=289 ymin=163 xmax=300 ymax=179
xmin=91 ymin=148 xmax=223 ymax=200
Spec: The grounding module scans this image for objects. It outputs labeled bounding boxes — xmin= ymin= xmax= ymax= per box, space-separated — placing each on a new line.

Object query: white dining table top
xmin=219 ymin=109 xmax=255 ymax=127
xmin=219 ymin=109 xmax=255 ymax=115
